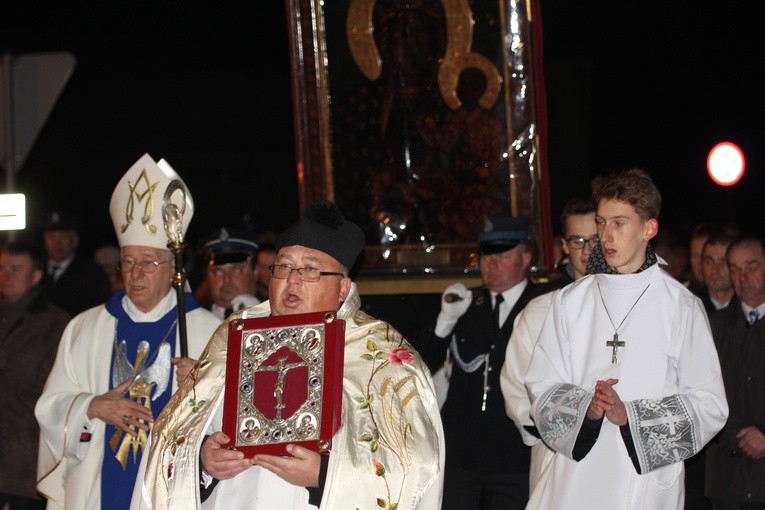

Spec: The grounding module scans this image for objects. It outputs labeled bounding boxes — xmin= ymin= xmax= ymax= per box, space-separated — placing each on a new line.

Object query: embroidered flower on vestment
xmin=357 ymin=324 xmax=421 ymax=509
xmin=387 ymin=346 xmax=414 ymax=365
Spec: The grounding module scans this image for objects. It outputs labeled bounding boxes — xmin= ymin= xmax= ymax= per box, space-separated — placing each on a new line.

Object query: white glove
xmin=231 ymin=293 xmax=260 ymax=312
xmin=434 ymin=283 xmax=472 ymax=337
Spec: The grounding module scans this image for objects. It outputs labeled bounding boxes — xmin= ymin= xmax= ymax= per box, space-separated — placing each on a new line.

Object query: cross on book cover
xmin=223 ymin=311 xmax=345 ymax=456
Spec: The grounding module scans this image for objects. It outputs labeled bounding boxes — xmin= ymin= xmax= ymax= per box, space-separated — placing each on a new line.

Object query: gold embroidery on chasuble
xmin=354 ymin=317 xmax=424 ymax=509
xmin=110 ymin=377 xmax=156 ymax=469
xmin=110 ymin=339 xmax=172 ymax=469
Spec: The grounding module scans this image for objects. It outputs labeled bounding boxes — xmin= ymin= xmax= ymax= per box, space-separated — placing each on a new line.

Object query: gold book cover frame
xmin=223 ymin=311 xmax=345 ymax=456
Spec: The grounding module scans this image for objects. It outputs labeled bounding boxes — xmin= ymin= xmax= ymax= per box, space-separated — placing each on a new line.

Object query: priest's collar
xmin=122 ymin=289 xmax=177 ymax=322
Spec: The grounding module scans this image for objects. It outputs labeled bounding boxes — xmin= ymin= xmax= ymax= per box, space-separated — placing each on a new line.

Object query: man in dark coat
xmin=43 ymin=211 xmax=112 ymax=316
xmin=420 ymin=216 xmax=551 ymax=510
xmin=0 ymin=240 xmax=70 ymax=509
xmin=685 ymin=231 xmax=737 ymax=510
xmin=706 ymin=235 xmax=765 ymax=509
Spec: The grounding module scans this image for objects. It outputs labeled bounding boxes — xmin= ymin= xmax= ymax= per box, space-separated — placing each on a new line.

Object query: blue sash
xmin=100 ymin=291 xmax=200 ymax=510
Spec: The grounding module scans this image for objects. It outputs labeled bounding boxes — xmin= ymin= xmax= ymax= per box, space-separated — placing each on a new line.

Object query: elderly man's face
xmin=728 ymin=242 xmax=765 ymax=308
xmin=269 ymin=245 xmax=351 ymax=317
xmin=479 ymin=244 xmax=531 ymax=293
xmin=121 ymin=246 xmax=174 ymax=313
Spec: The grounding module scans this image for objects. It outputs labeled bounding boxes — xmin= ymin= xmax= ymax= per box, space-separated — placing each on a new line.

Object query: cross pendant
xmin=606 ymin=332 xmax=625 ymax=364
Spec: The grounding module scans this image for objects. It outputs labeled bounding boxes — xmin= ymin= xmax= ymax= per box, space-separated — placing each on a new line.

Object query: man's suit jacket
xmin=706 ymin=298 xmax=765 ymax=503
xmin=421 ymin=280 xmax=550 ymax=474
xmin=45 ymin=253 xmax=113 ymax=316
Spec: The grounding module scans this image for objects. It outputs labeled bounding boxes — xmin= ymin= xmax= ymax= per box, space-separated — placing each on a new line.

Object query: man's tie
xmin=748 ymin=309 xmax=760 ymax=325
xmin=224 ymin=307 xmax=234 ymax=319
xmin=493 ymin=294 xmax=504 ymax=333
xmin=49 ymin=264 xmax=61 ymax=282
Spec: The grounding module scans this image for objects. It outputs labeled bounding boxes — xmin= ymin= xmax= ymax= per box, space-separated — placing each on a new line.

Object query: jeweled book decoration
xmin=223 ymin=311 xmax=345 ymax=456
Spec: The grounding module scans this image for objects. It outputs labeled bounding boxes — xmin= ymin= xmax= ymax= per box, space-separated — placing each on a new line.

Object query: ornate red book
xmin=222 ymin=311 xmax=345 ymax=456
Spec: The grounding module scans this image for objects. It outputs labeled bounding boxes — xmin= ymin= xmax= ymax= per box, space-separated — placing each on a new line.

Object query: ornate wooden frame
xmin=285 ymin=0 xmax=552 ymax=289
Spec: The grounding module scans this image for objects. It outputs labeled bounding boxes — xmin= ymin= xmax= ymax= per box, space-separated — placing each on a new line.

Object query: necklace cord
xmin=597 ymin=282 xmax=651 ymax=331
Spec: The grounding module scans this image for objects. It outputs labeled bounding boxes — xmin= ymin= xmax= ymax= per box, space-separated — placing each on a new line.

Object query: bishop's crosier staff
xmin=162 ymin=179 xmax=189 ymax=358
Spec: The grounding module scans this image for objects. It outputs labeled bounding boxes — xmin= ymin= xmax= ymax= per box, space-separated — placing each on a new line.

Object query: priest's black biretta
xmin=276 ymin=201 xmax=366 ymax=270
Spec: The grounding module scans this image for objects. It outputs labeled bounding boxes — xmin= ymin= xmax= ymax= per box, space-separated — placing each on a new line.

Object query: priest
xmin=143 ymin=200 xmax=444 ymax=509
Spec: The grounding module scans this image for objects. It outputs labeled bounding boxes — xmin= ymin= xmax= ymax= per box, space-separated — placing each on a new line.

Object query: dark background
xmin=541 ymin=1 xmax=764 ymax=243
xmin=1 ymin=1 xmax=763 ymax=261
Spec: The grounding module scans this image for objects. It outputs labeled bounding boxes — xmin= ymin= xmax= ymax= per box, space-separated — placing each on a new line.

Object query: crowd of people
xmin=0 ymin=156 xmax=761 ymax=510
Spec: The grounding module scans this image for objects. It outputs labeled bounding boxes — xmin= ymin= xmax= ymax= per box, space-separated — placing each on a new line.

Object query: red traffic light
xmin=707 ymin=141 xmax=745 ymax=186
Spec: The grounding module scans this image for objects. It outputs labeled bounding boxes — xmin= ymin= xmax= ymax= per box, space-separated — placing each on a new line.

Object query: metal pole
xmin=1 ymin=52 xmax=16 ymax=191
xmin=1 ymin=53 xmax=18 ymax=242
xmin=162 ymin=180 xmax=189 ymax=358
xmin=169 ymin=242 xmax=189 ymax=358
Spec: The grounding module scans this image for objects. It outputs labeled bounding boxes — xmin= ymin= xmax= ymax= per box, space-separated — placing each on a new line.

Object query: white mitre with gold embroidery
xmin=109 ymin=153 xmax=194 ymax=249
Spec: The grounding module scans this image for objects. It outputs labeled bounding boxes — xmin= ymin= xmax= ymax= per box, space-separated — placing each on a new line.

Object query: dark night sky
xmin=540 ymin=1 xmax=765 ymax=240
xmin=1 ymin=2 xmax=297 ymax=251
xmin=2 ymin=1 xmax=764 ymax=259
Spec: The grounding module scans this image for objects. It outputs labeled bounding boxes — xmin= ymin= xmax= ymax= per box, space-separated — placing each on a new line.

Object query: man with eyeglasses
xmin=143 ymin=200 xmax=444 ymax=509
xmin=499 ymin=196 xmax=596 ymax=506
xmin=553 ymin=197 xmax=600 ymax=285
xmin=199 ymin=227 xmax=260 ymax=320
xmin=35 ymin=154 xmax=220 ymax=510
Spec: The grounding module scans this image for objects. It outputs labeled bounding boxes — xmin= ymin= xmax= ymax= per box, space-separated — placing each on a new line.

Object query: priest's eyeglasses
xmin=119 ymin=258 xmax=173 ymax=273
xmin=269 ymin=264 xmax=345 ymax=282
xmin=565 ymin=236 xmax=599 ymax=249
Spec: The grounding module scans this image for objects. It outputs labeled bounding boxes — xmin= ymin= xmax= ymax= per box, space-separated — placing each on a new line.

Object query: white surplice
xmin=525 ymin=264 xmax=728 ymax=510
xmin=499 ymin=290 xmax=557 ymax=508
xmin=35 ymin=291 xmax=220 ymax=510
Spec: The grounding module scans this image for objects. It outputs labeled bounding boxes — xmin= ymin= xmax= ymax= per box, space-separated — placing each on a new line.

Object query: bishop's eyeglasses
xmin=269 ymin=264 xmax=345 ymax=282
xmin=119 ymin=258 xmax=173 ymax=273
xmin=565 ymin=235 xmax=599 ymax=249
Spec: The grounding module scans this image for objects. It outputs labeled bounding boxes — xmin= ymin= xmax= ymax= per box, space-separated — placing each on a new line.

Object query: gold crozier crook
xmin=162 ymin=180 xmax=187 ymax=245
